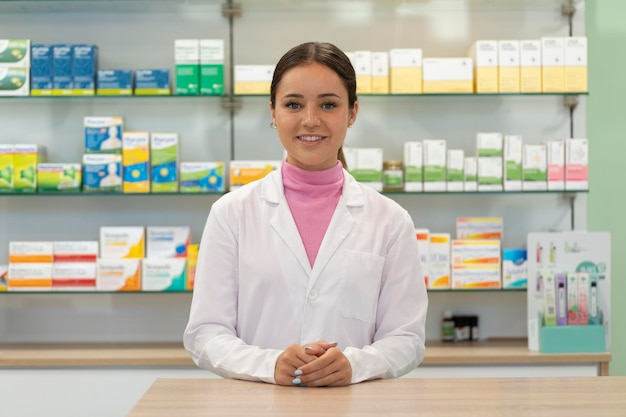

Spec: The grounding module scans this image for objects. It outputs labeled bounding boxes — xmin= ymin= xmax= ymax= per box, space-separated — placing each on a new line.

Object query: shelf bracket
xmin=222 ymin=96 xmax=242 ymax=111
xmin=222 ymin=2 xmax=242 ymax=18
xmin=561 ymin=0 xmax=577 ymax=18
xmin=563 ymin=95 xmax=579 ymax=109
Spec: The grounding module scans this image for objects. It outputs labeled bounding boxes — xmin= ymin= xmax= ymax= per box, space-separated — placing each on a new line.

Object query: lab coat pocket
xmin=339 ymin=250 xmax=385 ymax=323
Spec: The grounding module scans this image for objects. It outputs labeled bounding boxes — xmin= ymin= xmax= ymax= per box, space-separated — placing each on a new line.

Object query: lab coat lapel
xmin=309 ymin=201 xmax=354 ymax=285
xmin=265 ymin=174 xmax=312 ymax=276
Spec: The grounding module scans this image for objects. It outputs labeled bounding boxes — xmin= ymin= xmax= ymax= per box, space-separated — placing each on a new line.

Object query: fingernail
xmin=305 ymin=346 xmax=313 ymax=351
xmin=294 ymin=370 xmax=303 ymax=376
xmin=330 ymin=342 xmax=338 ymax=346
xmin=292 ymin=378 xmax=301 ymax=384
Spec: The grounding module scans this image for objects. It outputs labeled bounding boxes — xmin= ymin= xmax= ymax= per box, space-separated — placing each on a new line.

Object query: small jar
xmin=382 ymin=160 xmax=404 ymax=191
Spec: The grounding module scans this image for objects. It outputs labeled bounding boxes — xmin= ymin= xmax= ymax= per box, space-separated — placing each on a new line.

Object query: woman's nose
xmin=302 ymin=107 xmax=320 ymax=127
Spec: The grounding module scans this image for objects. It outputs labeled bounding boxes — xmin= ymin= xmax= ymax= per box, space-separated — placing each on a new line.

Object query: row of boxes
xmin=231 ymin=37 xmax=587 ymax=95
xmin=415 ymin=218 xmax=528 ymax=290
xmin=3 ymin=227 xmax=198 ymax=291
xmin=0 ymin=39 xmax=225 ymax=96
xmin=0 ymin=141 xmax=225 ymax=193
xmin=9 ymin=227 xmax=191 ymax=261
xmin=4 ymin=258 xmax=195 ymax=292
xmin=346 ymin=136 xmax=588 ymax=193
xmin=542 ymin=270 xmax=600 ymax=326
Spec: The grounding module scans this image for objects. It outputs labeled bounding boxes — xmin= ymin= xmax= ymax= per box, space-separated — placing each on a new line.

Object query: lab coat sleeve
xmin=183 ymin=196 xmax=282 ymax=383
xmin=343 ymin=210 xmax=428 ymax=383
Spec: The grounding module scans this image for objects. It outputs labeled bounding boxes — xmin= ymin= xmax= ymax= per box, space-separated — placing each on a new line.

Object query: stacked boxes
xmin=477 ymin=133 xmax=503 ymax=191
xmin=0 ymin=39 xmax=30 ymax=96
xmin=143 ymin=226 xmax=190 ymax=291
xmin=175 ymin=39 xmax=200 ymax=95
xmin=8 ymin=241 xmax=53 ymax=291
xmin=52 ymin=241 xmax=98 ymax=291
xmin=199 ymin=39 xmax=224 ymax=95
xmin=97 ymin=227 xmax=144 ymax=291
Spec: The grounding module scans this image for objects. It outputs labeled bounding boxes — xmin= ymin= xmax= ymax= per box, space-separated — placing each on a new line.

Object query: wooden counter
xmin=0 ymin=339 xmax=611 ymax=375
xmin=127 ymin=377 xmax=626 ymax=417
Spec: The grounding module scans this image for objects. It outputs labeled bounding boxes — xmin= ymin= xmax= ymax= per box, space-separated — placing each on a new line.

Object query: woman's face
xmin=271 ymin=62 xmax=358 ymax=171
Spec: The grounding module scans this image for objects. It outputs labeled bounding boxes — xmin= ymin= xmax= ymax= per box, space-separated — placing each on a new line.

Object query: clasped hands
xmin=274 ymin=340 xmax=352 ymax=387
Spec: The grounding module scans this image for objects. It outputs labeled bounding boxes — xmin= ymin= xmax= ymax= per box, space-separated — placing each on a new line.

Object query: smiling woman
xmin=184 ymin=41 xmax=428 ymax=388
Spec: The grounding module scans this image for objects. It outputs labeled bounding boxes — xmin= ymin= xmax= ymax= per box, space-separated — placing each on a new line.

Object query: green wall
xmin=587 ymin=0 xmax=625 ymax=376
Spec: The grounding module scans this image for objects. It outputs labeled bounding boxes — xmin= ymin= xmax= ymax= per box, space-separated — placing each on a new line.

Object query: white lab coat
xmin=184 ymin=169 xmax=428 ymax=384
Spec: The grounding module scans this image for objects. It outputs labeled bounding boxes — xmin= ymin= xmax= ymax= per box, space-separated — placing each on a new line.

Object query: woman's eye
xmin=285 ymin=102 xmax=300 ymax=110
xmin=321 ymin=102 xmax=336 ymax=110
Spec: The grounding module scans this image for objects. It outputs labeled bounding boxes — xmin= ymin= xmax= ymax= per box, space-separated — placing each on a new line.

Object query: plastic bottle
xmin=441 ymin=309 xmax=455 ymax=342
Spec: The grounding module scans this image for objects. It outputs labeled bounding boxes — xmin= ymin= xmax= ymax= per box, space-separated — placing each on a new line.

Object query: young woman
xmin=184 ymin=41 xmax=427 ymax=387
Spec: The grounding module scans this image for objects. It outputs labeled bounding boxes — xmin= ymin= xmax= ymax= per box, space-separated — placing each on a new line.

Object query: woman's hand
xmin=274 ymin=344 xmax=318 ymax=386
xmin=275 ymin=340 xmax=352 ymax=387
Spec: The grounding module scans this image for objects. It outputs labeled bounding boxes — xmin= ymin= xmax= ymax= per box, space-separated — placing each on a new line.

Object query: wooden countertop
xmin=127 ymin=377 xmax=626 ymax=417
xmin=0 ymin=339 xmax=611 ymax=369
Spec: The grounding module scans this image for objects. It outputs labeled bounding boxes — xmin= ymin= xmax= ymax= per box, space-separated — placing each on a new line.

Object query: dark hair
xmin=270 ymin=42 xmax=357 ymax=169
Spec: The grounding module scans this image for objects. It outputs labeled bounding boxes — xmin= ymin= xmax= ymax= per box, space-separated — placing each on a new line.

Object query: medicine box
xmin=96 ymin=258 xmax=141 ymax=291
xmin=52 ymin=262 xmax=97 ymax=291
xmin=422 ymin=58 xmax=473 ymax=94
xmin=468 ymin=40 xmax=498 ymax=93
xmin=9 ymin=241 xmax=54 ymax=263
xmin=502 ymin=248 xmax=528 ymax=289
xmin=344 ymin=148 xmax=383 ymax=191
xmin=122 ymin=131 xmax=150 ymax=193
xmin=8 ymin=263 xmax=53 ymax=291
xmin=82 ymin=154 xmax=122 ymax=192
xmin=403 ymin=142 xmax=423 ymax=191
xmin=464 ymin=157 xmax=477 ymax=191
xmin=97 ymin=69 xmax=132 ymax=95
xmin=229 ymin=160 xmax=281 ymax=190
xmin=187 ymin=244 xmax=199 ymax=290
xmin=371 ymin=51 xmax=390 ymax=94
xmin=428 ymin=233 xmax=450 ymax=289
xmin=84 ymin=116 xmax=124 ymax=153
xmin=565 ymin=138 xmax=588 ymax=190
xmin=422 ymin=139 xmax=446 ymax=192
xmin=14 ymin=144 xmax=46 ymax=193
xmin=456 ymin=217 xmax=503 ymax=240
xmin=30 ymin=44 xmax=53 ymax=94
xmin=142 ymin=258 xmax=187 ymax=291
xmin=180 ymin=162 xmax=224 ymax=193
xmin=134 ymin=69 xmax=171 ymax=95
xmin=146 ymin=226 xmax=191 ymax=258
xmin=200 ymin=39 xmax=224 ymax=95
xmin=37 ymin=163 xmax=82 ymax=192
xmin=0 ymin=144 xmax=14 ymax=192
xmin=541 ymin=37 xmax=565 ymax=92
xmin=100 ymin=226 xmax=145 ymax=259
xmin=0 ymin=67 xmax=29 ymax=96
xmin=53 ymin=241 xmax=99 ymax=263
xmin=150 ymin=133 xmax=179 ymax=192
xmin=520 ymin=40 xmax=542 ymax=93
xmin=233 ymin=65 xmax=274 ymax=95
xmin=415 ymin=229 xmax=430 ymax=286
xmin=175 ymin=39 xmax=200 ymax=95
xmin=389 ymin=48 xmax=422 ymax=94
xmin=0 ymin=39 xmax=30 ymax=67
xmin=52 ymin=44 xmax=73 ymax=92
xmin=73 ymin=44 xmax=97 ymax=93
xmin=354 ymin=50 xmax=373 ymax=95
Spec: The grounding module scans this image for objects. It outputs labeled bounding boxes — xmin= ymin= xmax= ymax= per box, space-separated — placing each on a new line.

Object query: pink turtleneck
xmin=282 ymin=160 xmax=344 ymax=267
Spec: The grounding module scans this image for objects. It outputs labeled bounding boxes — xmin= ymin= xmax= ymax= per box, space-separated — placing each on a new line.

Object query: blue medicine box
xmin=30 ymin=44 xmax=53 ymax=91
xmin=52 ymin=44 xmax=73 ymax=89
xmin=73 ymin=44 xmax=97 ymax=90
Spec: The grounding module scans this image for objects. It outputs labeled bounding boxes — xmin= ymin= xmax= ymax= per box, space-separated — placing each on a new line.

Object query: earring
xmin=270 ymin=122 xmax=277 ymax=129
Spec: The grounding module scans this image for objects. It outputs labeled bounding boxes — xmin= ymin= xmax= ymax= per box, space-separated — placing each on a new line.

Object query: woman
xmin=184 ymin=41 xmax=427 ymax=387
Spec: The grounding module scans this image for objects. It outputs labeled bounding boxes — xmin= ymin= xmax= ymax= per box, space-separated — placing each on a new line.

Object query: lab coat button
xmin=308 ymin=289 xmax=318 ymax=300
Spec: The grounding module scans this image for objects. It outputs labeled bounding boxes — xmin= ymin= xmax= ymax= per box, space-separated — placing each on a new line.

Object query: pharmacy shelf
xmin=0 ymin=190 xmax=588 ymax=197
xmin=235 ymin=0 xmax=579 ymax=13
xmin=237 ymin=93 xmax=588 ymax=98
xmin=0 ymin=339 xmax=610 ymax=371
xmin=0 ymin=95 xmax=224 ymax=99
xmin=0 ymin=288 xmax=526 ymax=294
xmin=0 ymin=1 xmax=223 ymax=13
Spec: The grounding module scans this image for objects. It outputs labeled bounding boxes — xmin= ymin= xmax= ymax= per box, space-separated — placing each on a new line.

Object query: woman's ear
xmin=269 ymin=101 xmax=276 ymax=127
xmin=348 ymin=101 xmax=359 ymax=127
